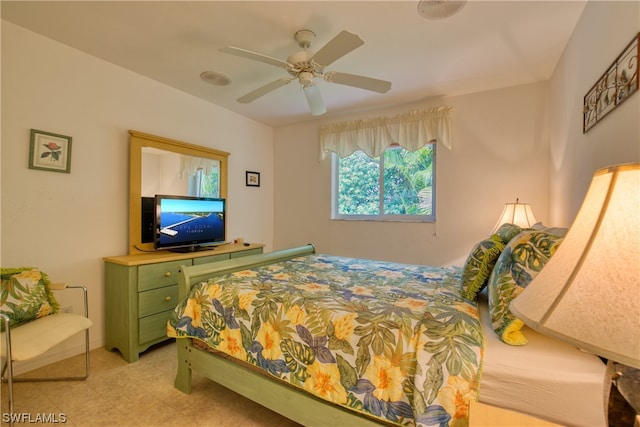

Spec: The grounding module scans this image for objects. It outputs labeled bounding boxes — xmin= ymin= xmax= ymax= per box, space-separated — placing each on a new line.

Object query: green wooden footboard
xmin=174 ymin=340 xmax=384 ymax=426
xmin=173 ymin=244 xmax=383 ymax=425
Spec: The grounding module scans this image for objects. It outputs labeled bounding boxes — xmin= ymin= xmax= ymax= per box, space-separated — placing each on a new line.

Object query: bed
xmin=168 ymin=227 xmax=607 ymax=427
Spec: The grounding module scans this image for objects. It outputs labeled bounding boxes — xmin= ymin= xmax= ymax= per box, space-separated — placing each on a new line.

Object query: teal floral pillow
xmin=459 ymin=224 xmax=522 ymax=301
xmin=1 ymin=268 xmax=60 ymax=330
xmin=494 ymin=223 xmax=522 ymax=243
xmin=460 ymin=234 xmax=505 ymax=300
xmin=531 ymin=222 xmax=568 ymax=237
xmin=487 ymin=230 xmax=564 ymax=345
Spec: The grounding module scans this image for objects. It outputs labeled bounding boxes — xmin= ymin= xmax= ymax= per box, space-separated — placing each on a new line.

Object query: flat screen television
xmin=154 ymin=194 xmax=226 ymax=252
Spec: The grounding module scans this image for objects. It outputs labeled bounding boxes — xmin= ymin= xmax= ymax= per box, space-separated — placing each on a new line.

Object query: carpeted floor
xmin=0 ymin=341 xmax=301 ymax=426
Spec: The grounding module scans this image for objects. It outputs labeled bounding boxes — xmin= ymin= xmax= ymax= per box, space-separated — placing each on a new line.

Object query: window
xmin=189 ymin=167 xmax=221 ymax=198
xmin=332 ymin=143 xmax=436 ymax=221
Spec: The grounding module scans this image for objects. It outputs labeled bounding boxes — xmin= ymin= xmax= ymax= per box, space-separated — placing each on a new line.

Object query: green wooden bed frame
xmin=174 ymin=244 xmax=384 ymax=426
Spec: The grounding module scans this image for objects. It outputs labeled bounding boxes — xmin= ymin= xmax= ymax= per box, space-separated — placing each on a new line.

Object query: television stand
xmin=169 ymin=245 xmax=216 ymax=253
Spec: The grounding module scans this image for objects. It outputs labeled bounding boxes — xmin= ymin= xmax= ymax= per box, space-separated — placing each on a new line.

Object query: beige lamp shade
xmin=510 ymin=163 xmax=640 ymax=369
xmin=491 ymin=199 xmax=537 ymax=233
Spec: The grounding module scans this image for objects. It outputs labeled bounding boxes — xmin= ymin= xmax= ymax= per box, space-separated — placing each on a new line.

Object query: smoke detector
xmin=417 ymin=0 xmax=467 ymax=20
xmin=200 ymin=70 xmax=232 ymax=86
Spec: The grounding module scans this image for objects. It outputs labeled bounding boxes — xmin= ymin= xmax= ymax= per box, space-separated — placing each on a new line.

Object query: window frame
xmin=331 ymin=143 xmax=436 ymax=223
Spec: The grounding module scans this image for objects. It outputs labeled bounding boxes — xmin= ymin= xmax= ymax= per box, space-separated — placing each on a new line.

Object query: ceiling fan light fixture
xmin=417 ymin=0 xmax=467 ymax=20
xmin=303 ymin=85 xmax=326 ymax=116
xmin=200 ymin=70 xmax=232 ymax=86
xmin=298 ymin=71 xmax=315 ymax=88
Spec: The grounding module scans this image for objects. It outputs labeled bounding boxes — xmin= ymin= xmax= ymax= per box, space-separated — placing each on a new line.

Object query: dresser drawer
xmin=230 ymin=247 xmax=263 ymax=258
xmin=139 ymin=310 xmax=173 ymax=345
xmin=105 ymin=243 xmax=264 ymax=362
xmin=193 ymin=253 xmax=230 ymax=265
xmin=138 ymin=260 xmax=190 ymax=291
xmin=138 ymin=285 xmax=179 ymax=317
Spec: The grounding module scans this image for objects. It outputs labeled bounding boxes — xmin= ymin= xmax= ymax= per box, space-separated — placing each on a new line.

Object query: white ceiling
xmin=2 ymin=1 xmax=586 ymax=127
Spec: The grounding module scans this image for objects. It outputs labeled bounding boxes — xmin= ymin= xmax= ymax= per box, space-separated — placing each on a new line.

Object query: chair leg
xmin=1 ymin=315 xmax=15 ymax=426
xmin=1 ymin=330 xmax=88 ymax=427
xmin=1 ymin=329 xmax=90 ymax=383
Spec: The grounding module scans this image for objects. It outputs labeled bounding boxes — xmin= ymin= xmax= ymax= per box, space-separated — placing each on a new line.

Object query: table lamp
xmin=491 ymin=198 xmax=537 ymax=233
xmin=510 ymin=163 xmax=640 ymax=425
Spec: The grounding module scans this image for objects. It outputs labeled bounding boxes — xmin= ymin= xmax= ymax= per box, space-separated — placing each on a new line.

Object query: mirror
xmin=129 ymin=130 xmax=229 ymax=254
xmin=141 ymin=148 xmax=221 ymax=198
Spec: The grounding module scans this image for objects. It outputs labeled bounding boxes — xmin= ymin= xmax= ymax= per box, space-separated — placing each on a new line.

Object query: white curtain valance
xmin=319 ymin=106 xmax=453 ymax=159
xmin=180 ymin=155 xmax=219 ymax=178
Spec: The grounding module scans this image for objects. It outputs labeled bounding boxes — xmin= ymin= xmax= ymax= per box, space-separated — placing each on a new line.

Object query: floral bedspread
xmin=168 ymin=254 xmax=483 ymax=426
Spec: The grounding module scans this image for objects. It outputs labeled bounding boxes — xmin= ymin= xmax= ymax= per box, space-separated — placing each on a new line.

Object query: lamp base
xmin=606 ymin=360 xmax=640 ymax=426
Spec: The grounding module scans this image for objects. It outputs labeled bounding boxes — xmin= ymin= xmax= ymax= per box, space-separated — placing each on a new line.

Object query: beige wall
xmin=274 ymin=0 xmax=640 ymax=266
xmin=274 ymin=81 xmax=551 ymax=266
xmin=549 ymin=1 xmax=640 ymax=225
xmin=0 ymin=21 xmax=274 ymax=367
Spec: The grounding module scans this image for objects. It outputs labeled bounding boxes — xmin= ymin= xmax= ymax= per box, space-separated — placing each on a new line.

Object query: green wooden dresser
xmin=104 ymin=243 xmax=264 ymax=362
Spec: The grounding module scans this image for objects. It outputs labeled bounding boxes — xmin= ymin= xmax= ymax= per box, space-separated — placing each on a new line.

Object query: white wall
xmin=274 ymin=81 xmax=551 ymax=266
xmin=549 ymin=1 xmax=640 ymax=225
xmin=0 ymin=21 xmax=274 ymax=368
xmin=273 ymin=0 xmax=640 ymax=266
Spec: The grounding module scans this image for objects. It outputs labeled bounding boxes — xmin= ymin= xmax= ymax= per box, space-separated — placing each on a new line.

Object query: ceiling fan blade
xmin=303 ymin=85 xmax=326 ymax=116
xmin=237 ymin=78 xmax=292 ymax=103
xmin=324 ymin=71 xmax=392 ymax=93
xmin=310 ymin=31 xmax=364 ymax=68
xmin=220 ymin=46 xmax=292 ymax=69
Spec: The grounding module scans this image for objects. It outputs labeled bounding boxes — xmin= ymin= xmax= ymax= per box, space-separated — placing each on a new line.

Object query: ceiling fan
xmin=219 ymin=30 xmax=392 ymax=116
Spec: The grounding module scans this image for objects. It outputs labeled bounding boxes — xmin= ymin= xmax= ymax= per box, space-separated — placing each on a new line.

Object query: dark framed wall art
xmin=246 ymin=171 xmax=260 ymax=187
xmin=583 ymin=32 xmax=639 ymax=133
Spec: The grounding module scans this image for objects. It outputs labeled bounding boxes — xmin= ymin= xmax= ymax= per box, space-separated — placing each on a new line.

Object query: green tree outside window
xmin=335 ymin=144 xmax=435 ymax=221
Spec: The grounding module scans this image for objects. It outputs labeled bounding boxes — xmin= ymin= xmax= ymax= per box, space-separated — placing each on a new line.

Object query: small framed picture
xmin=246 ymin=171 xmax=260 ymax=187
xmin=29 ymin=129 xmax=72 ymax=173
